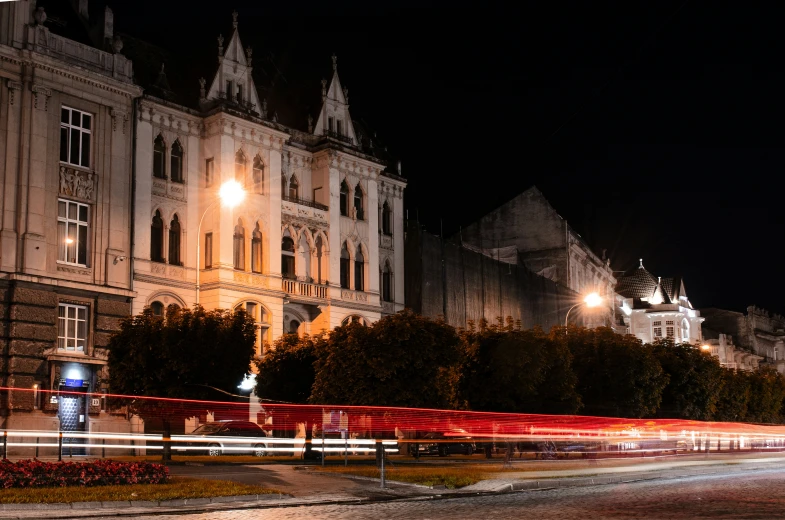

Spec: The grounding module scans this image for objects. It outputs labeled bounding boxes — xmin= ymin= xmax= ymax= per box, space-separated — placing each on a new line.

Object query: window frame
xmin=170 ymin=140 xmax=184 ymax=183
xmin=354 ymin=183 xmax=364 ymax=220
xmin=58 ymin=302 xmax=88 ymax=353
xmin=57 ymin=198 xmax=90 ymax=267
xmin=354 ymin=249 xmax=365 ymax=291
xmin=205 ymin=158 xmax=214 ymax=187
xmin=60 ymin=106 xmax=92 ymax=169
xmin=382 ymin=201 xmax=393 ymax=235
xmin=204 ymin=232 xmax=213 ymax=269
xmin=153 ymin=135 xmax=166 ymax=179
xmin=150 ymin=210 xmax=165 ymax=263
xmin=251 ymin=226 xmax=262 ymax=274
xmin=281 ymin=236 xmax=295 ymax=279
xmin=339 ymin=181 xmax=349 ymax=217
xmin=168 ymin=214 xmax=182 ymax=265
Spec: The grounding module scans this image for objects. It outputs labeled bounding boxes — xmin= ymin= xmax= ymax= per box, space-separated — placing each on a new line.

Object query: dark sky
xmin=108 ymin=1 xmax=785 ymax=315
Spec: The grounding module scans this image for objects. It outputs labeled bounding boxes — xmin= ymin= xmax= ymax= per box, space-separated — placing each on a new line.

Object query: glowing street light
xmin=701 ymin=344 xmax=711 ymax=352
xmin=565 ymin=292 xmax=603 ymax=330
xmin=195 ymin=180 xmax=247 ymax=304
xmin=64 ymin=237 xmax=74 ymax=244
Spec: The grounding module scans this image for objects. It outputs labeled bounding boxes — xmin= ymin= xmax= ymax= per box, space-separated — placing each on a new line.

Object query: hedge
xmin=0 ymin=459 xmax=169 ymax=488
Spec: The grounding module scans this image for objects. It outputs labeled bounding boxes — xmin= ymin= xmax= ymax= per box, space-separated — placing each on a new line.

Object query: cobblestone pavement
xmin=127 ymin=467 xmax=785 ymax=520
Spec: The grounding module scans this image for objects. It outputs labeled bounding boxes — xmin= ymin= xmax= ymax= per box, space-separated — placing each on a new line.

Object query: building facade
xmin=131 ymin=16 xmax=406 ymax=358
xmin=702 ymin=306 xmax=785 ymax=373
xmin=0 ymin=0 xmax=141 ymax=437
xmin=459 ymin=186 xmax=616 ymax=327
xmin=614 ymin=260 xmax=704 ymax=345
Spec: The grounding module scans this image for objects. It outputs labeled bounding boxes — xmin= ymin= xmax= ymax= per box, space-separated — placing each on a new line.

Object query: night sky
xmin=107 ymin=1 xmax=784 ymax=315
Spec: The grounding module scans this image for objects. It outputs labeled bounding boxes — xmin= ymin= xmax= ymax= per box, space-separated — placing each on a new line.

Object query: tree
xmin=745 ymin=366 xmax=785 ymax=423
xmin=652 ymin=341 xmax=725 ymax=421
xmin=108 ymin=305 xmax=257 ymax=460
xmin=255 ymin=333 xmax=317 ymax=404
xmin=558 ymin=327 xmax=667 ymax=418
xmin=457 ymin=324 xmax=580 ymax=414
xmin=310 ymin=309 xmax=460 ymax=408
xmin=714 ymin=368 xmax=751 ymax=422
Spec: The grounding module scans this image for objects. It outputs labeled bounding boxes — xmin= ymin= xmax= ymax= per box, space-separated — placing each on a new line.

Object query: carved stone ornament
xmin=34 ymin=6 xmax=47 ymax=25
xmin=7 ymin=80 xmax=22 ymax=106
xmin=31 ymin=84 xmax=51 ymax=111
xmin=59 ymin=166 xmax=96 ymax=201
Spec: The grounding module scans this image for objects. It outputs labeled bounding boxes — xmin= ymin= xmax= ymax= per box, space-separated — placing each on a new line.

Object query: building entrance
xmin=58 ymin=382 xmax=89 ymax=456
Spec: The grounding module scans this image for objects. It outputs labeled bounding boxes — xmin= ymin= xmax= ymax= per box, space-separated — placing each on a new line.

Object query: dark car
xmin=415 ymin=431 xmax=476 ymax=456
xmin=178 ymin=421 xmax=270 ymax=457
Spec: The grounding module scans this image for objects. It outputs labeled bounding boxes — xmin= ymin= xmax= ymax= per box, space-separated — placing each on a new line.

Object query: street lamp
xmin=565 ymin=292 xmax=603 ymax=329
xmin=701 ymin=344 xmax=711 ymax=352
xmin=195 ymin=180 xmax=246 ymax=305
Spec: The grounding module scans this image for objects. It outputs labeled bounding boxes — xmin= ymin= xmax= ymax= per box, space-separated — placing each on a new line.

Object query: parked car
xmin=415 ymin=431 xmax=476 ymax=456
xmin=180 ymin=421 xmax=270 ymax=457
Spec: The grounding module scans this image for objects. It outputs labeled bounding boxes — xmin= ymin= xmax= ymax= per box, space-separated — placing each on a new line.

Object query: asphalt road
xmin=135 ymin=467 xmax=785 ymax=519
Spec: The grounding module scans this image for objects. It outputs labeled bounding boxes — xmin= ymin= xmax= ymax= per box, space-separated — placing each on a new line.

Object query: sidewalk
xmin=1 ymin=455 xmax=784 ymax=518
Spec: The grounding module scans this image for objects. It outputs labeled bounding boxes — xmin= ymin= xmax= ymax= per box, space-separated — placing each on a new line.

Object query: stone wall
xmin=405 ymin=220 xmax=575 ymax=330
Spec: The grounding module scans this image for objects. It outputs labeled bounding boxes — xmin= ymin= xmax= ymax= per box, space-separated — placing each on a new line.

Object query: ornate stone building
xmin=614 ymin=260 xmax=704 ymax=344
xmin=0 ymin=0 xmax=141 ymax=436
xmin=131 ymin=13 xmax=406 ymax=356
xmin=702 ymin=306 xmax=785 ymax=373
xmin=0 ymin=2 xmax=405 ymax=441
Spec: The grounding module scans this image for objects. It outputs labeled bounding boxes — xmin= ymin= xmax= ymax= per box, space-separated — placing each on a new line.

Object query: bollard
xmin=58 ymin=431 xmax=63 ymax=462
xmin=380 ymin=442 xmax=386 ymax=489
xmin=102 ymin=437 xmax=106 ymax=459
xmin=35 ymin=436 xmax=39 ymax=459
xmin=2 ymin=430 xmax=7 ymax=460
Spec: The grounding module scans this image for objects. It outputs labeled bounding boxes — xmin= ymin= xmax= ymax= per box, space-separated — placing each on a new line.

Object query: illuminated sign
xmin=64 ymin=379 xmax=84 ymax=387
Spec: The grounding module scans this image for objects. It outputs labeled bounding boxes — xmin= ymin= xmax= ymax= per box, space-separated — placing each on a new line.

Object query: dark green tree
xmin=457 ymin=324 xmax=580 ymax=414
xmin=108 ymin=305 xmax=257 ymax=459
xmin=652 ymin=341 xmax=725 ymax=420
xmin=310 ymin=309 xmax=460 ymax=408
xmin=558 ymin=326 xmax=667 ymax=418
xmin=745 ymin=366 xmax=785 ymax=423
xmin=713 ymin=368 xmax=751 ymax=422
xmin=255 ymin=333 xmax=318 ymax=404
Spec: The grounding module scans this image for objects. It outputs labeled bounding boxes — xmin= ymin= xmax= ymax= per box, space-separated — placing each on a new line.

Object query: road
xmin=131 ymin=467 xmax=785 ymax=519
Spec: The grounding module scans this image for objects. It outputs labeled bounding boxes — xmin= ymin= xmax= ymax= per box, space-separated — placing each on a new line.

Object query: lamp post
xmin=565 ymin=292 xmax=603 ymax=331
xmin=195 ymin=180 xmax=246 ymax=305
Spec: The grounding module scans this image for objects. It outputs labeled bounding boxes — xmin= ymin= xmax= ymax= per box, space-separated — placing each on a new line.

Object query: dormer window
xmin=226 ymin=80 xmax=234 ymax=100
xmin=336 ymin=120 xmax=343 ymax=136
xmin=237 ymin=84 xmax=244 ymax=104
xmin=328 ymin=117 xmax=334 ymax=132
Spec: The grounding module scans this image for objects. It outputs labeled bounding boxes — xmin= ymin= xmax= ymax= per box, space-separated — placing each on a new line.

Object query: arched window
xmin=342 ymin=315 xmax=367 ymax=326
xmin=298 ymin=233 xmax=311 ymax=280
xmin=168 ymin=214 xmax=181 ymax=265
xmin=235 ymin=150 xmax=247 ymax=183
xmin=281 ymin=175 xmax=287 ymax=198
xmin=382 ymin=201 xmax=392 ymax=235
xmin=281 ymin=235 xmax=295 ymax=279
xmin=251 ymin=224 xmax=262 ymax=273
xmin=288 ymin=319 xmax=300 ymax=335
xmin=233 ymin=219 xmax=245 ymax=270
xmin=354 ymin=183 xmax=364 ymax=220
xmin=150 ymin=301 xmax=165 ymax=317
xmin=153 ymin=135 xmax=166 ymax=179
xmin=236 ymin=301 xmax=270 ymax=355
xmin=288 ymin=175 xmax=299 ymax=199
xmin=340 ymin=242 xmax=350 ymax=289
xmin=382 ymin=262 xmax=392 ymax=302
xmin=167 ymin=303 xmax=181 ymax=314
xmin=253 ymin=155 xmax=264 ymax=185
xmin=340 ymin=180 xmax=349 ymax=216
xmin=315 ymin=235 xmax=323 ymax=284
xmin=354 ymin=248 xmax=364 ymax=291
xmin=151 ymin=210 xmax=164 ymax=262
xmin=170 ymin=140 xmax=183 ymax=183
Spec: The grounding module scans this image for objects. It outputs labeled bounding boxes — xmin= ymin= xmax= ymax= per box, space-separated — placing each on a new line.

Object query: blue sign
xmin=64 ymin=379 xmax=84 ymax=387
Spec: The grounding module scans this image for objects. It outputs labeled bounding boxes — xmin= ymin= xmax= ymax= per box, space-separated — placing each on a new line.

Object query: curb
xmin=0 ymin=493 xmax=290 ymax=512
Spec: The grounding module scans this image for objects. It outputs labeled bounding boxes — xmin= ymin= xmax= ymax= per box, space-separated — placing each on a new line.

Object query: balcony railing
xmin=281 ymin=194 xmax=329 ymax=212
xmin=282 ymin=279 xmax=328 ymax=299
xmin=324 ymin=129 xmax=354 ymax=145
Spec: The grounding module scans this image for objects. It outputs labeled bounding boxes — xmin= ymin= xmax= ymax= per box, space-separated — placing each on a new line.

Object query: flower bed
xmin=0 ymin=459 xmax=169 ymax=488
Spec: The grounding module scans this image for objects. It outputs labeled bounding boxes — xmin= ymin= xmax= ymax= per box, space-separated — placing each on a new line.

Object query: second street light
xmin=195 ymin=180 xmax=246 ymax=305
xmin=565 ymin=292 xmax=603 ymax=331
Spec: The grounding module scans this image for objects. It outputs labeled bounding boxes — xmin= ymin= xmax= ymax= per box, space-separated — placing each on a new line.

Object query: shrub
xmin=0 ymin=459 xmax=169 ymax=489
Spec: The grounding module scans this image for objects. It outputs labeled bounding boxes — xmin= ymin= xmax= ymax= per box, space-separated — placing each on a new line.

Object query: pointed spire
xmin=639 ymin=258 xmax=644 ymax=269
xmin=232 ymin=10 xmax=238 ymax=29
xmin=245 ymin=46 xmax=253 ymax=66
xmin=332 ymin=53 xmax=338 ymax=72
xmin=217 ymin=34 xmax=224 ymax=56
xmin=321 ymin=78 xmax=327 ymax=98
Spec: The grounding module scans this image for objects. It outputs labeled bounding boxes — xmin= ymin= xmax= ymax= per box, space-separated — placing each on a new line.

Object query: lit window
xmin=58 ymin=303 xmax=87 ymax=352
xmin=60 ymin=106 xmax=91 ymax=168
xmin=57 ymin=199 xmax=89 ymax=266
xmin=653 ymin=321 xmax=662 ymax=338
xmin=666 ymin=326 xmax=675 ymax=338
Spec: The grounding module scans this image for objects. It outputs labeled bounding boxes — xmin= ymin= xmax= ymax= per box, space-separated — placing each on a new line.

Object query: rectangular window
xmin=226 ymin=80 xmax=233 ymax=100
xmin=666 ymin=326 xmax=675 ymax=338
xmin=666 ymin=320 xmax=674 ymax=325
xmin=57 ymin=199 xmax=89 ymax=266
xmin=328 ymin=117 xmax=334 ymax=132
xmin=58 ymin=303 xmax=87 ymax=352
xmin=205 ymin=233 xmax=213 ymax=269
xmin=205 ymin=158 xmax=214 ymax=186
xmin=336 ymin=119 xmax=343 ymax=136
xmin=237 ymin=84 xmax=243 ymax=104
xmin=340 ymin=258 xmax=350 ymax=289
xmin=60 ymin=106 xmax=92 ymax=168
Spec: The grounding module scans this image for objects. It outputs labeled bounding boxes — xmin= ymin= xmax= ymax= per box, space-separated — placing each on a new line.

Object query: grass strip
xmin=0 ymin=477 xmax=280 ymax=504
xmin=316 ymin=465 xmax=485 ymax=489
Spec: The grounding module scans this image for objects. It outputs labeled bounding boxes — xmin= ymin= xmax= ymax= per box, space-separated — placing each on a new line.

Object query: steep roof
xmin=615 ymin=260 xmax=659 ymax=299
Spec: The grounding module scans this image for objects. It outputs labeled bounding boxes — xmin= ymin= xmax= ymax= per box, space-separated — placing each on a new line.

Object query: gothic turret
xmin=313 ymin=54 xmax=357 ymax=144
